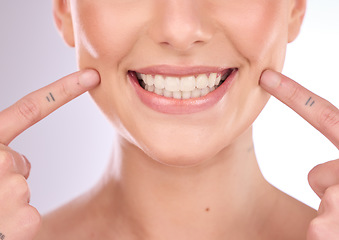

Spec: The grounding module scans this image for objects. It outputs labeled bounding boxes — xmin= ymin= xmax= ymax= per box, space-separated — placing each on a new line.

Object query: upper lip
xmin=131 ymin=65 xmax=234 ymax=77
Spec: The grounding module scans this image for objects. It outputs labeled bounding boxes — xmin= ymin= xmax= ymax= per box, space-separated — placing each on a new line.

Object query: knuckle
xmin=61 ymin=81 xmax=72 ymax=99
xmin=19 ymin=205 xmax=42 ymax=231
xmin=318 ymin=105 xmax=339 ymax=130
xmin=0 ymin=151 xmax=14 ymax=170
xmin=307 ymin=217 xmax=328 ymax=240
xmin=15 ymin=97 xmax=41 ymax=125
xmin=286 ymin=82 xmax=301 ymax=103
xmin=321 ymin=185 xmax=339 ymax=207
xmin=8 ymin=174 xmax=30 ymax=198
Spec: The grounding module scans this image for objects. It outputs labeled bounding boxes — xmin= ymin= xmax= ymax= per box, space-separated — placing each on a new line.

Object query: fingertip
xmin=260 ymin=69 xmax=282 ymax=90
xmin=78 ymin=69 xmax=101 ymax=88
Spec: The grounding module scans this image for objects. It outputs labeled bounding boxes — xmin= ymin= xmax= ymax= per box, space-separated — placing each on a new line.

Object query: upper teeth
xmin=137 ymin=73 xmax=223 ymax=92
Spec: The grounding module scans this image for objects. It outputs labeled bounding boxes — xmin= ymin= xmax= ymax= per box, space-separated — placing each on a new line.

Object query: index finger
xmin=0 ymin=69 xmax=100 ymax=145
xmin=260 ymin=70 xmax=339 ymax=149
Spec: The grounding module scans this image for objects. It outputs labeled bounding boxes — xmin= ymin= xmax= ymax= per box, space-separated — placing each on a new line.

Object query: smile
xmin=135 ymin=69 xmax=235 ymax=100
xmin=128 ymin=66 xmax=238 ymax=114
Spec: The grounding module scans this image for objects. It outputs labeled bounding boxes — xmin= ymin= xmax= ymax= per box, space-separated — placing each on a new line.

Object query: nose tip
xmin=148 ymin=2 xmax=214 ymax=52
xmin=159 ymin=23 xmax=212 ymax=51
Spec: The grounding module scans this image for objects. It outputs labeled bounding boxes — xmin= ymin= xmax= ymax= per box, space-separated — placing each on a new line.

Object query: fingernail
xmin=79 ymin=69 xmax=101 ymax=88
xmin=21 ymin=154 xmax=31 ymax=179
xmin=260 ymin=70 xmax=281 ymax=89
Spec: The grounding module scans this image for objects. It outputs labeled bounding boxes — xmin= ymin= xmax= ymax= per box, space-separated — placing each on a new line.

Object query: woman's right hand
xmin=0 ymin=144 xmax=36 ymax=240
xmin=0 ymin=69 xmax=100 ymax=240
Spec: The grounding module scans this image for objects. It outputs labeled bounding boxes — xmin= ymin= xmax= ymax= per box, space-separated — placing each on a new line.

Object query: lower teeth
xmin=138 ymin=81 xmax=225 ymax=99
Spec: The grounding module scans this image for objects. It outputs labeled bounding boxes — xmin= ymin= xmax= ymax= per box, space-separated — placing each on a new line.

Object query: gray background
xmin=0 ymin=1 xmax=338 ymax=214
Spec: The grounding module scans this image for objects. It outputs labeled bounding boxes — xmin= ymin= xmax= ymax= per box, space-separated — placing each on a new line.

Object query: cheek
xmin=70 ymin=1 xmax=155 ymax=140
xmin=213 ymin=1 xmax=289 ymax=69
xmin=72 ymin=1 xmax=150 ymax=68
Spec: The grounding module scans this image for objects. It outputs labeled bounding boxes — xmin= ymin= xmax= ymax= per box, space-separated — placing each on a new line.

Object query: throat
xmin=101 ymin=130 xmax=273 ymax=240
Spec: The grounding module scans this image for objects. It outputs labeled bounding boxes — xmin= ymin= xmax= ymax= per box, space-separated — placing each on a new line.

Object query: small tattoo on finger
xmin=305 ymin=97 xmax=315 ymax=107
xmin=0 ymin=232 xmax=5 ymax=239
xmin=46 ymin=92 xmax=56 ymax=102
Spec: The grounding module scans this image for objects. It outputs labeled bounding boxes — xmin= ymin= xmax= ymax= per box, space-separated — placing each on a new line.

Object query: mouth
xmin=130 ymin=68 xmax=236 ymax=100
xmin=128 ymin=67 xmax=238 ymax=114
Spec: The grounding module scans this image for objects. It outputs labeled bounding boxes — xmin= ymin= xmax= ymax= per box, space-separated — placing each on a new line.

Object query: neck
xmin=98 ymin=127 xmax=277 ymax=239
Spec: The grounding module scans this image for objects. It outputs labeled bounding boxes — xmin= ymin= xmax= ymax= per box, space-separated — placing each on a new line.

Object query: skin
xmin=0 ymin=0 xmax=338 ymax=239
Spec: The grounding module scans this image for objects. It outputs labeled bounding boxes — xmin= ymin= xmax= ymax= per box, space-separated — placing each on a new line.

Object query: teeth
xmin=208 ymin=73 xmax=217 ymax=87
xmin=164 ymin=89 xmax=173 ymax=98
xmin=201 ymin=87 xmax=210 ymax=96
xmin=192 ymin=88 xmax=202 ymax=98
xmin=196 ymin=74 xmax=209 ymax=89
xmin=154 ymin=75 xmax=165 ymax=89
xmin=182 ymin=91 xmax=191 ymax=99
xmin=137 ymin=71 xmax=232 ymax=99
xmin=180 ymin=76 xmax=196 ymax=91
xmin=146 ymin=85 xmax=154 ymax=92
xmin=165 ymin=76 xmax=180 ymax=91
xmin=215 ymin=75 xmax=221 ymax=86
xmin=154 ymin=88 xmax=164 ymax=95
xmin=146 ymin=74 xmax=154 ymax=86
xmin=146 ymin=86 xmax=216 ymax=99
xmin=173 ymin=91 xmax=182 ymax=99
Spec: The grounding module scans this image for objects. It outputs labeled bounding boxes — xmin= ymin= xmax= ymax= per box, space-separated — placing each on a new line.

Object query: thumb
xmin=308 ymin=159 xmax=339 ymax=198
xmin=0 ymin=145 xmax=31 ymax=179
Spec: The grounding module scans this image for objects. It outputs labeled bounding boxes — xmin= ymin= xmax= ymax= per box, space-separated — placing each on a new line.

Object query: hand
xmin=260 ymin=70 xmax=339 ymax=240
xmin=0 ymin=69 xmax=100 ymax=240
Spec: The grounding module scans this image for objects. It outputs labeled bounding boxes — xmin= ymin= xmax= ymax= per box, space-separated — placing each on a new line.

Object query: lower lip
xmin=128 ymin=70 xmax=238 ymax=114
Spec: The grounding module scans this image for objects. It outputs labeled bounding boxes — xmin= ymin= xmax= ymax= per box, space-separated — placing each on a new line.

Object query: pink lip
xmin=128 ymin=67 xmax=238 ymax=115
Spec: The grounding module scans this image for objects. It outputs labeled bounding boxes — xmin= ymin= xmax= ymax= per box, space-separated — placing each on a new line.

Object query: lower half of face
xmin=71 ymin=0 xmax=290 ymax=166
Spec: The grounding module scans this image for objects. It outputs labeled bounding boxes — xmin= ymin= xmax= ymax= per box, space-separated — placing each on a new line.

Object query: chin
xmin=139 ymin=138 xmax=224 ymax=168
xmin=150 ymin=152 xmax=213 ymax=168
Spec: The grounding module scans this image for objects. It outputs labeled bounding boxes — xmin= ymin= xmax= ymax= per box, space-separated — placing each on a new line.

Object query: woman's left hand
xmin=260 ymin=70 xmax=339 ymax=240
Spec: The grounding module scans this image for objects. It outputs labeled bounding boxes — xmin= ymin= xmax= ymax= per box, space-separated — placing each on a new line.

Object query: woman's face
xmin=62 ymin=0 xmax=304 ymax=166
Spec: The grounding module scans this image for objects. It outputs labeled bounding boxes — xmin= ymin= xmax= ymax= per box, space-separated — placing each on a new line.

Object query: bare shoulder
xmin=266 ymin=188 xmax=317 ymax=240
xmin=33 ymin=186 xmax=122 ymax=240
xmin=34 ymin=194 xmax=98 ymax=240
